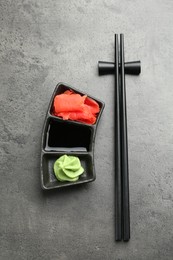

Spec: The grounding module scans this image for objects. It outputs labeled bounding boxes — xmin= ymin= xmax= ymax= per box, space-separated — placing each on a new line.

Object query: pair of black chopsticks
xmin=98 ymin=34 xmax=141 ymax=241
xmin=114 ymin=34 xmax=130 ymax=241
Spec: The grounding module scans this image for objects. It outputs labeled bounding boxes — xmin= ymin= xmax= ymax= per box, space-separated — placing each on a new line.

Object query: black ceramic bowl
xmin=40 ymin=82 xmax=105 ymax=189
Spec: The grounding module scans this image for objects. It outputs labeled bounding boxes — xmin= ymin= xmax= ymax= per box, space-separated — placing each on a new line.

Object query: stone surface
xmin=0 ymin=0 xmax=173 ymax=259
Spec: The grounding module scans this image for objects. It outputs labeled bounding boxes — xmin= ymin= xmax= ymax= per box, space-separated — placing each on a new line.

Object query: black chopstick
xmin=114 ymin=34 xmax=122 ymax=241
xmin=120 ymin=34 xmax=130 ymax=241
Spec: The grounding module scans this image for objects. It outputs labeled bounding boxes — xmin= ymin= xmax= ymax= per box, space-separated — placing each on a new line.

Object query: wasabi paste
xmin=53 ymin=155 xmax=84 ymax=182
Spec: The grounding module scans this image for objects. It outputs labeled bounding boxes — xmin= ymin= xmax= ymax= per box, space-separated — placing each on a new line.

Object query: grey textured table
xmin=0 ymin=1 xmax=173 ymax=259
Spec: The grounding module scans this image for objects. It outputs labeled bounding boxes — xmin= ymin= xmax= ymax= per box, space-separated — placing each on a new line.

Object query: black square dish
xmin=41 ymin=153 xmax=94 ymax=189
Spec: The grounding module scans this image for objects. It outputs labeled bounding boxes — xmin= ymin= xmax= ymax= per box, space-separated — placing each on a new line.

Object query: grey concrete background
xmin=0 ymin=0 xmax=173 ymax=259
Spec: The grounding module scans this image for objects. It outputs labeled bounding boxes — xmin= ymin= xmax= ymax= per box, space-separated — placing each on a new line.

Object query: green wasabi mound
xmin=53 ymin=155 xmax=84 ymax=182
